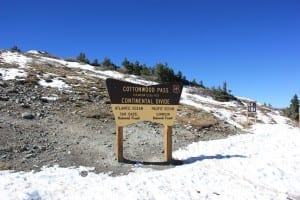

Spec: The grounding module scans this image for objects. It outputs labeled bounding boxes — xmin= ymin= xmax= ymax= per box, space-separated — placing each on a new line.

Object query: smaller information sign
xmin=248 ymin=102 xmax=256 ymax=113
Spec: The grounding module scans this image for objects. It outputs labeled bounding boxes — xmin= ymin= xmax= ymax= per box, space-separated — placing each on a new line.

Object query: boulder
xmin=21 ymin=112 xmax=35 ymax=120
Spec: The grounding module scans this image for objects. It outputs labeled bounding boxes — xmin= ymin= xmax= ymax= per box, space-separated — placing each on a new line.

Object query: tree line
xmin=283 ymin=94 xmax=299 ymax=122
xmin=74 ymin=52 xmax=300 ymax=112
xmin=74 ymin=52 xmax=238 ymax=102
xmin=75 ymin=52 xmax=204 ymax=86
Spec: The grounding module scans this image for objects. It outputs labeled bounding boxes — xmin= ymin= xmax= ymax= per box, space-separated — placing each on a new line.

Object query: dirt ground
xmin=0 ymin=79 xmax=242 ymax=175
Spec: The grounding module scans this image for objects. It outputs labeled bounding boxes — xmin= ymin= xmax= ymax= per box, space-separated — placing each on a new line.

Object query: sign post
xmin=164 ymin=126 xmax=172 ymax=161
xmin=106 ymin=78 xmax=183 ymax=162
xmin=247 ymin=101 xmax=257 ymax=124
xmin=116 ymin=126 xmax=123 ymax=162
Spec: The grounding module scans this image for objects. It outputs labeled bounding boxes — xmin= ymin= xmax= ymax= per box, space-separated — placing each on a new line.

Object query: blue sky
xmin=1 ymin=0 xmax=299 ymax=108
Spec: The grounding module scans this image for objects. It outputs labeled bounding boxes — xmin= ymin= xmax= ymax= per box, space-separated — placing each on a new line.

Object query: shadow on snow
xmin=179 ymin=154 xmax=247 ymax=164
xmin=123 ymin=154 xmax=247 ymax=166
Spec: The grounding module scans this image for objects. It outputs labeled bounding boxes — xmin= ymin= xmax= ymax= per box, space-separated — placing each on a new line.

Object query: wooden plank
xmin=116 ymin=126 xmax=123 ymax=162
xmin=164 ymin=126 xmax=172 ymax=162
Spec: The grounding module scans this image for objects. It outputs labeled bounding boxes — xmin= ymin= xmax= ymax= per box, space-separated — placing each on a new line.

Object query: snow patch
xmin=38 ymin=78 xmax=70 ymax=90
xmin=27 ymin=50 xmax=43 ymax=55
xmin=0 ymin=68 xmax=27 ymax=80
xmin=41 ymin=95 xmax=59 ymax=102
xmin=0 ymin=51 xmax=32 ymax=68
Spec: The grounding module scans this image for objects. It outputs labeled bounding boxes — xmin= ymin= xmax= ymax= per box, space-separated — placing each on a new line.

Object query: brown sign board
xmin=106 ymin=78 xmax=183 ymax=126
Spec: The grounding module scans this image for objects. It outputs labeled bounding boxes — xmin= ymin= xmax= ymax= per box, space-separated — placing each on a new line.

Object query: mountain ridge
xmin=0 ymin=49 xmax=295 ymax=127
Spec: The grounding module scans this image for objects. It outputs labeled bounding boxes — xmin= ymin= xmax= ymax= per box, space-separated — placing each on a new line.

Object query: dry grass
xmin=79 ymin=105 xmax=113 ymax=119
xmin=24 ymin=61 xmax=108 ymax=97
xmin=25 ymin=52 xmax=61 ymax=60
xmin=28 ymin=61 xmax=79 ymax=77
xmin=26 ymin=72 xmax=40 ymax=86
xmin=0 ymin=162 xmax=12 ymax=171
xmin=64 ymin=78 xmax=82 ymax=85
xmin=0 ymin=62 xmax=20 ymax=68
xmin=177 ymin=105 xmax=218 ymax=128
xmin=59 ymin=95 xmax=69 ymax=102
xmin=176 ymin=116 xmax=217 ymax=128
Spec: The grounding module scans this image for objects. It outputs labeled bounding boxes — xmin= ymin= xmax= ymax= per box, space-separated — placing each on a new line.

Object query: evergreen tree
xmin=91 ymin=59 xmax=100 ymax=66
xmin=102 ymin=57 xmax=116 ymax=70
xmin=199 ymin=80 xmax=204 ymax=88
xmin=155 ymin=63 xmax=175 ymax=83
xmin=122 ymin=58 xmax=133 ymax=74
xmin=191 ymin=78 xmax=198 ymax=86
xmin=289 ymin=94 xmax=299 ymax=121
xmin=211 ymin=82 xmax=237 ymax=102
xmin=140 ymin=65 xmax=152 ymax=76
xmin=132 ymin=61 xmax=142 ymax=75
xmin=76 ymin=52 xmax=89 ymax=64
xmin=175 ymin=71 xmax=183 ymax=82
xmin=182 ymin=75 xmax=189 ymax=85
xmin=11 ymin=45 xmax=21 ymax=53
xmin=222 ymin=81 xmax=227 ymax=93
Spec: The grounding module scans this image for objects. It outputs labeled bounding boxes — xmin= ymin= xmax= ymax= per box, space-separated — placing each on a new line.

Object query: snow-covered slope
xmin=0 ymin=119 xmax=299 ymax=200
xmin=1 ymin=50 xmax=299 ymax=200
xmin=0 ymin=50 xmax=292 ymax=129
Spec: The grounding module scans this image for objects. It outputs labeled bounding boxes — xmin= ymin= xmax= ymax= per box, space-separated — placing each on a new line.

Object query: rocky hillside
xmin=0 ymin=49 xmax=293 ymax=174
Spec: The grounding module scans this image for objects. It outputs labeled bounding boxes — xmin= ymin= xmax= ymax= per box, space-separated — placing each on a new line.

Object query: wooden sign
xmin=248 ymin=102 xmax=256 ymax=113
xmin=106 ymin=78 xmax=183 ymax=126
xmin=247 ymin=101 xmax=257 ymax=124
xmin=106 ymin=78 xmax=183 ymax=162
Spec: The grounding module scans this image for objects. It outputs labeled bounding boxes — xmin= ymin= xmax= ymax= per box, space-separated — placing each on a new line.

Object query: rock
xmin=7 ymin=88 xmax=18 ymax=93
xmin=20 ymin=103 xmax=30 ymax=108
xmin=19 ymin=145 xmax=28 ymax=152
xmin=81 ymin=111 xmax=101 ymax=119
xmin=17 ymin=79 xmax=26 ymax=85
xmin=186 ymin=125 xmax=193 ymax=130
xmin=22 ymin=112 xmax=35 ymax=119
xmin=39 ymin=146 xmax=46 ymax=151
xmin=79 ymin=170 xmax=88 ymax=177
xmin=82 ymin=93 xmax=91 ymax=102
xmin=25 ymin=153 xmax=33 ymax=159
xmin=0 ymin=96 xmax=9 ymax=101
xmin=36 ymin=112 xmax=42 ymax=118
xmin=1 ymin=146 xmax=13 ymax=152
xmin=0 ymin=81 xmax=8 ymax=87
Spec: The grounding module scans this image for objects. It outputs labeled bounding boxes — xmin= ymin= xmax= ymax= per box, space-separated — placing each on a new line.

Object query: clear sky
xmin=1 ymin=0 xmax=299 ymax=108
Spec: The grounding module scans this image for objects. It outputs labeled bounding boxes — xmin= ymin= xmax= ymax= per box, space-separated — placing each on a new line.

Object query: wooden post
xmin=116 ymin=126 xmax=123 ymax=162
xmin=164 ymin=125 xmax=172 ymax=162
xmin=299 ymin=106 xmax=300 ymax=128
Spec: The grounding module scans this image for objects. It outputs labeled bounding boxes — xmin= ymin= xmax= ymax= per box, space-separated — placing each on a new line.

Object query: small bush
xmin=11 ymin=45 xmax=21 ymax=53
